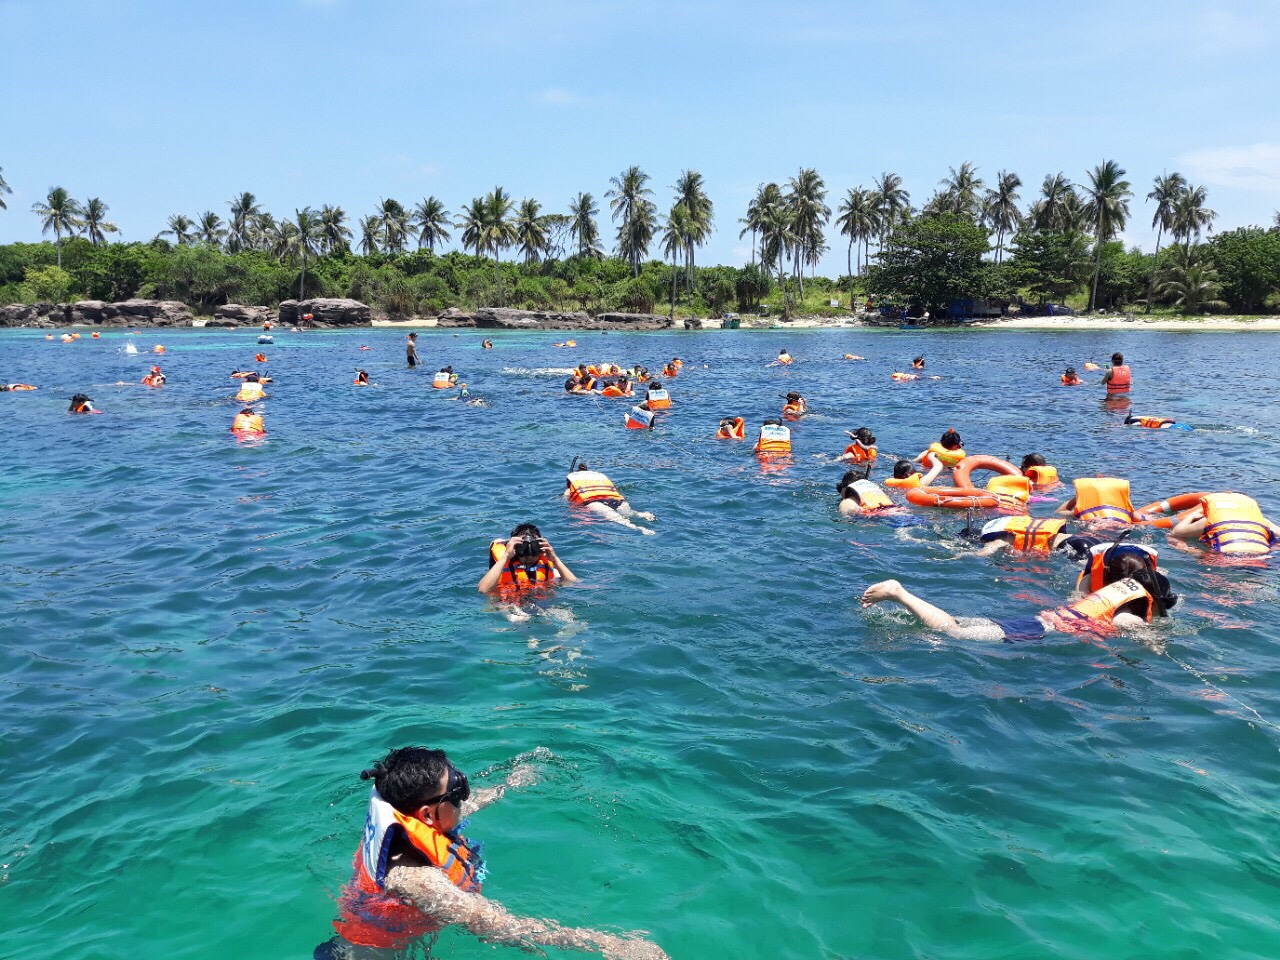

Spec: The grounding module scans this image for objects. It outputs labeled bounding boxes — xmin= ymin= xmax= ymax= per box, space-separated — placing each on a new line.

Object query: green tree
xmin=660 ymin=203 xmax=691 ymax=317
xmin=227 ymin=193 xmax=260 ymax=252
xmin=162 ymin=213 xmax=194 ymax=246
xmin=606 ymin=165 xmax=656 ymax=277
xmin=1028 ymin=173 xmax=1075 ymax=232
xmin=482 ymin=187 xmax=516 ymax=298
xmin=835 ymin=187 xmax=877 ymax=306
xmin=457 ymin=197 xmax=487 ymax=259
xmin=568 ymin=192 xmax=601 ymax=258
xmin=1142 ymin=171 xmax=1186 ymax=312
xmin=864 ymin=213 xmax=990 ymax=313
xmin=18 ymin=264 xmax=74 ymax=302
xmin=287 ymin=206 xmax=324 ymax=299
xmin=411 ymin=196 xmax=450 ymax=252
xmin=1155 ymin=244 xmax=1227 ymax=314
xmin=785 ymin=167 xmax=829 ymax=297
xmin=358 ymin=215 xmax=382 ymax=256
xmin=983 ymin=170 xmax=1022 ymax=262
xmin=31 ymin=187 xmax=84 ymax=267
xmin=196 ymin=211 xmax=226 ymax=247
xmin=759 ymin=198 xmax=796 ymax=318
xmin=1171 ymin=183 xmax=1216 ymax=252
xmin=514 ymin=197 xmax=548 ymax=265
xmin=1083 ymin=160 xmax=1132 ymax=310
xmin=82 ymin=198 xmax=119 ymax=245
xmin=1007 ymin=229 xmax=1092 ymax=306
xmin=320 ymin=204 xmax=353 ymax=255
xmin=379 ymin=198 xmax=410 ymax=254
xmin=673 ymin=169 xmax=713 ymax=290
xmin=1209 ymin=227 xmax=1280 ymax=312
xmin=934 ymin=162 xmax=985 ymax=220
xmin=871 ymin=172 xmax=908 ymax=247
xmin=0 ymin=166 xmax=11 ymax=210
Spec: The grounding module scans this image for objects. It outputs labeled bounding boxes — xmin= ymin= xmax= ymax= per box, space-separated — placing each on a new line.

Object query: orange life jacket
xmin=489 ymin=540 xmax=557 ymax=591
xmin=8 ymin=384 xmax=37 ymax=391
xmin=1062 ymin=374 xmax=1080 ymax=385
xmin=1106 ymin=365 xmax=1131 ymax=394
xmin=1076 ymin=542 xmax=1159 ymax=593
xmin=928 ymin=442 xmax=966 ymax=468
xmin=884 ymin=473 xmax=923 ymax=489
xmin=567 ymin=470 xmax=622 ymax=505
xmin=891 ymin=372 xmax=919 ymax=381
xmin=433 ymin=372 xmax=456 ymax=389
xmin=645 ymin=389 xmax=671 ymax=410
xmin=236 ymin=382 xmax=265 ymax=402
xmin=1025 ymin=465 xmax=1059 ymax=487
xmin=1132 ymin=416 xmax=1174 ymax=429
xmin=716 ymin=417 xmax=745 ymax=440
xmin=662 ymin=364 xmax=678 ymax=378
xmin=335 ymin=788 xmax=483 ymax=949
xmin=1072 ymin=478 xmax=1136 ymax=524
xmin=255 ymin=353 xmax=266 ymax=362
xmin=1042 ymin=578 xmax=1154 ymax=633
xmin=586 ymin=365 xmax=602 ymax=377
xmin=844 ymin=441 xmax=877 ymax=463
xmin=777 ymin=355 xmax=792 ymax=365
xmin=846 ymin=479 xmax=894 ymax=513
xmin=601 ymin=384 xmax=630 ymax=398
xmin=1200 ymin=493 xmax=1275 ymax=555
xmin=141 ymin=375 xmax=160 ymax=387
xmin=782 ymin=402 xmax=805 ymax=420
xmin=755 ymin=422 xmax=791 ymax=455
xmin=577 ymin=375 xmax=596 ymax=390
xmin=986 ymin=474 xmax=1032 ymax=501
xmin=625 ymin=407 xmax=655 ymax=430
xmin=232 ymin=413 xmax=264 ymax=433
xmin=70 ymin=401 xmax=92 ymax=414
xmin=354 ymin=377 xmax=369 ymax=386
xmin=980 ymin=515 xmax=1067 ymax=552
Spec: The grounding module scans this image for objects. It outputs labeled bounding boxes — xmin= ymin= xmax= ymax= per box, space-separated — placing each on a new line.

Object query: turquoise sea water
xmin=2 ymin=326 xmax=1279 ymax=960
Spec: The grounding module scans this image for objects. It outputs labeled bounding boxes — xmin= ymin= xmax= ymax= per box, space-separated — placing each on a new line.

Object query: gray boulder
xmin=215 ymin=304 xmax=274 ymax=327
xmin=278 ymin=298 xmax=370 ymax=326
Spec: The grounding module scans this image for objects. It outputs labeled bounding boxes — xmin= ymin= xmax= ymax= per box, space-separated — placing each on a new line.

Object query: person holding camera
xmin=477 ymin=523 xmax=578 ymax=595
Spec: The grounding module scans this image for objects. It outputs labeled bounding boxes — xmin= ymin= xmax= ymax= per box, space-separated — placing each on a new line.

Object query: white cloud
xmin=1180 ymin=143 xmax=1280 ymax=193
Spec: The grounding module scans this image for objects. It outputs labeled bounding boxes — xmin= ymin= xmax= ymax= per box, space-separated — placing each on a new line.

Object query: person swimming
xmin=836 ymin=468 xmax=902 ymax=517
xmin=781 ymin=392 xmax=807 ymax=420
xmin=354 ymin=370 xmax=370 ymax=386
xmin=912 ymin=355 xmax=925 ymax=369
xmin=916 ymin=429 xmax=965 ymax=469
xmin=68 ymin=393 xmax=96 ymax=414
xmin=564 ymin=461 xmax=656 ymax=535
xmin=1062 ymin=367 xmax=1081 ymax=385
xmin=840 ymin=427 xmax=877 ymax=464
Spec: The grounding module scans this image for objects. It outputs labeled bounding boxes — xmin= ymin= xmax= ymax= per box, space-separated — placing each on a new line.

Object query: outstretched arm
xmin=385 ymin=867 xmax=667 ymax=959
xmin=1168 ymin=507 xmax=1206 ymax=542
xmin=1054 ymin=496 xmax=1076 ymax=517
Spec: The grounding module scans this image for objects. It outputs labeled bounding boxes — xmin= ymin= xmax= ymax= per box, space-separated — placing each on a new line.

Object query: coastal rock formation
xmin=0 ymin=299 xmax=194 ymax=328
xmin=278 ymin=298 xmax=371 ymax=327
xmin=431 ymin=308 xmax=674 ymax=331
xmin=214 ymin=304 xmax=274 ymax=327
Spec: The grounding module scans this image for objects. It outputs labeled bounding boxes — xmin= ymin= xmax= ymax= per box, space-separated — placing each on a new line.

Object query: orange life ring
xmin=1135 ymin=491 xmax=1209 ymax=529
xmin=951 ymin=455 xmax=1020 ymax=489
xmin=905 ymin=486 xmax=1027 ymax=511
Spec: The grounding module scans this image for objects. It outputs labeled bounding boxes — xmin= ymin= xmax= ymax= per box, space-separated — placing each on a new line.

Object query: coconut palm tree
xmin=1171 ymin=184 xmax=1216 ymax=252
xmin=661 ymin=203 xmax=692 ymax=318
xmin=411 ymin=196 xmax=451 ymax=252
xmin=227 ymin=192 xmax=261 ymax=253
xmin=82 ymin=198 xmax=119 ymax=245
xmin=784 ymin=168 xmax=829 ymax=298
xmin=1028 ymin=173 xmax=1075 ymax=232
xmin=0 ymin=167 xmax=12 ymax=210
xmin=606 ymin=166 xmax=656 ymax=277
xmin=871 ymin=172 xmax=909 ymax=247
xmin=482 ymin=187 xmax=517 ymax=296
xmin=515 ymin=197 xmax=548 ymax=265
xmin=983 ymin=170 xmax=1022 ymax=262
xmin=1083 ymin=160 xmax=1132 ymax=311
xmin=759 ymin=201 xmax=797 ymax=318
xmin=1154 ymin=244 xmax=1227 ymax=314
xmin=378 ymin=198 xmax=410 ymax=254
xmin=196 ymin=211 xmax=226 ymax=247
xmin=32 ymin=187 xmax=83 ymax=266
xmin=319 ymin=204 xmax=352 ymax=255
xmin=673 ymin=170 xmax=713 ymax=290
xmin=1142 ymin=171 xmax=1187 ymax=312
xmin=358 ymin=215 xmax=382 ymax=256
xmin=456 ymin=197 xmax=487 ymax=258
xmin=937 ymin=162 xmax=985 ymax=221
xmin=250 ymin=212 xmax=277 ymax=252
xmin=284 ymin=206 xmax=325 ymax=299
xmin=568 ymin=192 xmax=602 ymax=259
xmin=835 ymin=187 xmax=879 ymax=306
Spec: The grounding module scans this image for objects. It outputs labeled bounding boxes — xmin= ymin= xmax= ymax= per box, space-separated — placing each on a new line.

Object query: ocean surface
xmin=2 ymin=325 xmax=1278 ymax=960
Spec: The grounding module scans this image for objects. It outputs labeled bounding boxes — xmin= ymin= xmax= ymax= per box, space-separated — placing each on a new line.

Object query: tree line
xmin=2 ymin=162 xmax=1279 ymax=317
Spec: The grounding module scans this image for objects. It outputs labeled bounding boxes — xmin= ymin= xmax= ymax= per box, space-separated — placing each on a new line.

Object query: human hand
xmin=861 ymin=580 xmax=902 ymax=607
xmin=538 ymin=538 xmax=556 ymax=559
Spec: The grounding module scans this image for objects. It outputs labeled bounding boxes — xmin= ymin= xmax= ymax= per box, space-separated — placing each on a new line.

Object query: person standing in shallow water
xmin=318 ymin=746 xmax=669 ymax=959
xmin=406 ymin=332 xmax=421 ymax=368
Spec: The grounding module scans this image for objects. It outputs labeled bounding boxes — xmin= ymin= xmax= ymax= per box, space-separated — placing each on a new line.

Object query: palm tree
xmin=938 ymin=162 xmax=985 ymax=220
xmin=759 ymin=201 xmax=797 ymax=318
xmin=784 ymin=168 xmax=829 ymax=298
xmin=568 ymin=192 xmax=602 ymax=258
xmin=162 ymin=213 xmax=194 ymax=246
xmin=515 ymin=197 xmax=548 ymax=265
xmin=1171 ymin=184 xmax=1216 ymax=252
xmin=82 ymin=198 xmax=119 ymax=245
xmin=411 ymin=196 xmax=451 ymax=252
xmin=661 ymin=203 xmax=692 ymax=318
xmin=483 ymin=187 xmax=517 ymax=297
xmin=1028 ymin=173 xmax=1075 ymax=232
xmin=983 ymin=170 xmax=1022 ymax=262
xmin=456 ymin=197 xmax=487 ymax=258
xmin=1083 ymin=160 xmax=1132 ymax=311
xmin=378 ymin=198 xmax=410 ymax=254
xmin=250 ymin=211 xmax=276 ymax=251
xmin=227 ymin=192 xmax=261 ymax=253
xmin=0 ymin=167 xmax=12 ymax=210
xmin=196 ymin=211 xmax=226 ymax=247
xmin=358 ymin=215 xmax=382 ymax=256
xmin=1154 ymin=244 xmax=1227 ymax=314
xmin=285 ymin=207 xmax=324 ymax=299
xmin=606 ymin=165 xmax=657 ymax=277
xmin=32 ymin=187 xmax=83 ymax=267
xmin=319 ymin=204 xmax=352 ymax=255
xmin=835 ymin=187 xmax=879 ymax=306
xmin=1143 ymin=171 xmax=1187 ymax=313
xmin=673 ymin=170 xmax=714 ymax=290
xmin=871 ymin=172 xmax=909 ymax=247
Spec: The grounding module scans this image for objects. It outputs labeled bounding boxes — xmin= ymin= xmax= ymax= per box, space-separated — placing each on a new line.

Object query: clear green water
xmin=2 ymin=327 xmax=1278 ymax=959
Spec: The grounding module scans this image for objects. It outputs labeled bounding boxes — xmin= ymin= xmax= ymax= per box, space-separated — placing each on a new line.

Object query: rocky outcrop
xmin=213 ymin=304 xmax=274 ymax=327
xmin=0 ymin=299 xmax=194 ymax=328
xmin=431 ymin=307 xmax=674 ymax=331
xmin=278 ymin=298 xmax=371 ymax=327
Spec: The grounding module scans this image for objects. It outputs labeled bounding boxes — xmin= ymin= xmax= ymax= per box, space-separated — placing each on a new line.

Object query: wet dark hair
xmin=762 ymin=417 xmax=781 ymax=426
xmin=245 ymin=373 xmax=260 ymax=383
xmin=70 ymin=393 xmax=90 ymax=403
xmin=510 ymin=522 xmax=541 ymax=539
xmin=1105 ymin=547 xmax=1176 ymax=618
xmin=648 ymin=380 xmax=663 ymax=389
xmin=786 ymin=392 xmax=802 ymax=402
xmin=1065 ymin=367 xmax=1076 ymax=376
xmin=360 ymin=746 xmax=451 ymax=814
xmin=913 ymin=355 xmax=924 ymax=364
xmin=574 ymin=462 xmax=589 ymax=471
xmin=239 ymin=407 xmax=255 ymax=415
xmin=893 ymin=460 xmax=917 ymax=479
xmin=1021 ymin=453 xmax=1046 ymax=471
xmin=564 ymin=377 xmax=577 ymax=391
xmin=1111 ymin=352 xmax=1123 ymax=365
xmin=853 ymin=427 xmax=875 ymax=445
xmin=941 ymin=429 xmax=962 ymax=449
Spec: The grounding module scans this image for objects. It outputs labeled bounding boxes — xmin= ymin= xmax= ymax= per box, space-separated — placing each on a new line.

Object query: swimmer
xmin=231 ymin=407 xmax=265 ymax=434
xmin=1103 ymin=352 xmax=1130 ymax=395
xmin=839 ymin=427 xmax=877 ymax=464
xmin=1056 ymin=477 xmax=1139 ymax=524
xmin=781 ymin=392 xmax=807 ymax=419
xmin=574 ymin=365 xmax=598 ymax=391
xmin=911 ymin=355 xmax=925 ymax=369
xmin=564 ymin=461 xmax=656 ymax=534
xmin=843 ymin=354 xmax=865 ymax=361
xmin=775 ymin=348 xmax=793 ymax=365
xmin=141 ymin=365 xmax=166 ymax=387
xmin=1169 ymin=493 xmax=1280 ymax=555
xmin=478 ymin=523 xmax=577 ymax=595
xmin=230 ymin=369 xmax=253 ymax=379
xmin=318 ymin=746 xmax=666 ymax=960
xmin=1061 ymin=367 xmax=1081 ymax=385
xmin=661 ymin=360 xmax=679 ymax=378
xmin=1083 ymin=362 xmax=1101 ymax=371
xmin=564 ymin=376 xmax=594 ymax=395
xmin=359 ymin=345 xmax=371 ymax=351
xmin=884 ymin=458 xmax=946 ymax=489
xmin=642 ymin=380 xmax=670 ymax=410
xmin=861 ymin=542 xmax=1177 ymax=641
xmin=406 ymin=332 xmax=421 ymax=367
xmin=600 ymin=376 xmax=634 ymax=398
xmin=1020 ymin=453 xmax=1060 ymax=488
xmin=433 ymin=366 xmax=458 ymax=389
xmin=916 ymin=429 xmax=965 ymax=469
xmin=482 ymin=339 xmax=493 ymax=349
xmin=716 ymin=416 xmax=746 ymax=440
xmin=68 ymin=393 xmax=96 ymax=414
xmin=973 ymin=516 xmax=1101 ymax=557
xmin=1125 ymin=415 xmax=1184 ymax=430
xmin=837 ymin=469 xmax=902 ymax=517
xmin=354 ymin=370 xmax=370 ymax=386
xmin=1 ymin=383 xmax=38 ymax=391
xmin=890 ymin=372 xmax=919 ymax=382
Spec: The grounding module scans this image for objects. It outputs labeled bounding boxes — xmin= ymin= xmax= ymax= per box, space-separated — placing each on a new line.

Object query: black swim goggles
xmin=422 ymin=764 xmax=471 ymax=808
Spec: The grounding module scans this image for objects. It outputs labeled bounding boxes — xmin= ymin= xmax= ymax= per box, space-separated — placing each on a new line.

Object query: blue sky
xmin=2 ymin=0 xmax=1279 ymax=275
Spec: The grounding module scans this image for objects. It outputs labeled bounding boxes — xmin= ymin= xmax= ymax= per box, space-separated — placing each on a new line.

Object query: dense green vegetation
xmin=2 ymin=163 xmax=1279 ymax=318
